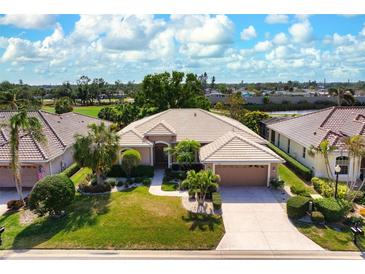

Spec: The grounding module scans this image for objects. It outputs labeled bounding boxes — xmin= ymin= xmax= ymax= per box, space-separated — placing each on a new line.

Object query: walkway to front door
xmin=216 ymin=187 xmax=323 ymax=251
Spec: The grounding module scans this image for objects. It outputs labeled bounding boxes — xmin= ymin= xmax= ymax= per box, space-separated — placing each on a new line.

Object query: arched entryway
xmin=153 ymin=143 xmax=169 ymax=168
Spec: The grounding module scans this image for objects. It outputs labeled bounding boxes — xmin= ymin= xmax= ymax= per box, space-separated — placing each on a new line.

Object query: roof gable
xmin=144 ymin=120 xmax=176 ymax=136
xmin=119 ymin=130 xmax=152 ymax=147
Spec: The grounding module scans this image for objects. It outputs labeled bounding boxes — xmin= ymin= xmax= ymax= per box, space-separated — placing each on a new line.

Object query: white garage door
xmin=215 ymin=165 xmax=268 ymax=186
xmin=0 ymin=166 xmax=38 ymax=188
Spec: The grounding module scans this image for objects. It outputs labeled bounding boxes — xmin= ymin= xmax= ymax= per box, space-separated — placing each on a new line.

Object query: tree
xmin=55 ymin=97 xmax=73 ymax=114
xmin=73 ymin=122 xmax=119 ymax=185
xmin=121 ymin=149 xmax=141 ymax=177
xmin=76 ymin=76 xmax=91 ymax=105
xmin=181 ymin=169 xmax=219 ymax=210
xmin=328 ymin=87 xmax=355 ymax=106
xmin=167 ymin=139 xmax=201 ymax=168
xmin=0 ymin=109 xmax=45 ymax=200
xmin=309 ymin=140 xmax=336 ymax=180
xmin=228 ymin=92 xmax=245 ymax=121
xmin=90 ymin=78 xmax=107 ymax=104
xmin=0 ymin=85 xmax=41 ymax=110
xmin=241 ymin=111 xmax=269 ymax=133
xmin=28 ymin=174 xmax=75 ymax=217
xmin=53 ymin=82 xmax=74 ymax=100
xmin=198 ymin=72 xmax=208 ymax=90
xmin=214 ymin=101 xmax=225 ymax=111
xmin=210 ymin=76 xmax=216 ymax=89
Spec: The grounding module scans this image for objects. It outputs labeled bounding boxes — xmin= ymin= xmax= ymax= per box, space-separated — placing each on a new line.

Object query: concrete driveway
xmin=0 ymin=189 xmax=30 ymax=216
xmin=216 ymin=187 xmax=323 ymax=251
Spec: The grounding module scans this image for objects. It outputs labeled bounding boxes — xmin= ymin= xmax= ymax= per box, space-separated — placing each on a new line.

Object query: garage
xmin=215 ymin=165 xmax=268 ymax=186
xmin=0 ymin=166 xmax=38 ymax=188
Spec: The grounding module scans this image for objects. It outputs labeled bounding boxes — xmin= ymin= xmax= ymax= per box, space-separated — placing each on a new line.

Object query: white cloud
xmin=324 ymin=33 xmax=356 ymax=46
xmin=0 ymin=15 xmax=56 ymax=29
xmin=272 ymin=33 xmax=288 ymax=45
xmin=288 ymin=20 xmax=313 ymax=43
xmin=240 ymin=25 xmax=257 ymax=40
xmin=180 ymin=43 xmax=226 ymax=58
xmin=360 ymin=24 xmax=365 ymax=36
xmin=254 ymin=40 xmax=272 ymax=52
xmin=265 ymin=15 xmax=289 ymax=24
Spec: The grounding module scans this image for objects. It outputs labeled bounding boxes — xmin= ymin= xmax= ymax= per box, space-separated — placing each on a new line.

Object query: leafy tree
xmin=168 ymin=140 xmax=201 ymax=168
xmin=211 ymin=76 xmax=216 ymax=89
xmin=214 ymin=101 xmax=225 ymax=111
xmin=181 ymin=169 xmax=219 ymax=209
xmin=198 ymin=72 xmax=208 ymax=90
xmin=76 ymin=76 xmax=91 ymax=105
xmin=328 ymin=87 xmax=355 ymax=106
xmin=241 ymin=111 xmax=269 ymax=133
xmin=73 ymin=122 xmax=119 ymax=185
xmin=263 ymin=96 xmax=270 ymax=104
xmin=28 ymin=174 xmax=75 ymax=217
xmin=0 ymin=85 xmax=41 ymax=110
xmin=98 ymin=106 xmax=120 ymax=122
xmin=53 ymin=81 xmax=74 ymax=100
xmin=309 ymin=140 xmax=336 ymax=180
xmin=228 ymin=92 xmax=245 ymax=121
xmin=0 ymin=109 xmax=45 ymax=200
xmin=90 ymin=78 xmax=107 ymax=104
xmin=55 ymin=97 xmax=73 ymax=114
xmin=121 ymin=149 xmax=141 ymax=177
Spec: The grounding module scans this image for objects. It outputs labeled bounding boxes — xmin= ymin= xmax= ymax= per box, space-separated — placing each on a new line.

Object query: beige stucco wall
xmin=120 ymin=147 xmax=152 ymax=166
xmin=270 ymin=163 xmax=279 ymax=179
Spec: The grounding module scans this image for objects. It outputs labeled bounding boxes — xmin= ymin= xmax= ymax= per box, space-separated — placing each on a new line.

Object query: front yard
xmin=0 ymin=186 xmax=224 ymax=250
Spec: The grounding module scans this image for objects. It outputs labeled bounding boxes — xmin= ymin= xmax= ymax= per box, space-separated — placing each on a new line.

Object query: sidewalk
xmin=148 ymin=169 xmax=187 ymax=197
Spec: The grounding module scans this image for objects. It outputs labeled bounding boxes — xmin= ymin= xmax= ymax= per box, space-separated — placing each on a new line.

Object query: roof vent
xmin=194 ymin=113 xmax=197 ymax=117
xmin=313 ymin=132 xmax=317 ymax=135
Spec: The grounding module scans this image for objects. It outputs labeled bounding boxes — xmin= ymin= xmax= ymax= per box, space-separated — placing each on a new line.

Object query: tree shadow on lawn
xmin=182 ymin=211 xmax=222 ymax=232
xmin=12 ymin=193 xmax=111 ymax=249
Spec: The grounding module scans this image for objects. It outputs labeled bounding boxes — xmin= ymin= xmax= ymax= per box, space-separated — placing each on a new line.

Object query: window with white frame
xmin=335 ymin=156 xmax=349 ymax=175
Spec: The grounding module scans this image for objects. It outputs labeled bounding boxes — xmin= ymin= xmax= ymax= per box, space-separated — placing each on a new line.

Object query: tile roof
xmin=119 ymin=108 xmax=266 ymax=145
xmin=267 ymin=106 xmax=365 ymax=148
xmin=118 ymin=130 xmax=152 ymax=147
xmin=199 ymin=131 xmax=284 ymax=163
xmin=0 ymin=110 xmax=111 ymax=163
xmin=144 ymin=120 xmax=176 ymax=136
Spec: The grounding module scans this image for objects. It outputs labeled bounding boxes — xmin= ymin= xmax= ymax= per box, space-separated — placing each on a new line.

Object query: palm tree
xmin=181 ymin=169 xmax=219 ymax=211
xmin=166 ymin=139 xmax=201 ymax=169
xmin=309 ymin=140 xmax=336 ymax=180
xmin=328 ymin=87 xmax=355 ymax=106
xmin=343 ymin=135 xmax=365 ymax=200
xmin=0 ymin=109 xmax=45 ymax=200
xmin=0 ymin=87 xmax=41 ymax=110
xmin=73 ymin=122 xmax=119 ymax=185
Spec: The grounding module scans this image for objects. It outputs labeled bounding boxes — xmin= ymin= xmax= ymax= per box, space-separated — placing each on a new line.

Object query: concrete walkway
xmin=148 ymin=169 xmax=187 ymax=197
xmin=216 ymin=187 xmax=323 ymax=251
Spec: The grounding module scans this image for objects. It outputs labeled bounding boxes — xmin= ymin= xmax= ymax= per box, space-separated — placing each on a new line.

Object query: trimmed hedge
xmin=290 ymin=185 xmax=311 ymax=197
xmin=212 ymin=192 xmax=222 ymax=210
xmin=61 ymin=163 xmax=80 ymax=178
xmin=106 ymin=164 xmax=154 ymax=178
xmin=267 ymin=143 xmax=312 ymax=181
xmin=315 ymin=198 xmax=351 ymax=223
xmin=311 ymin=211 xmax=325 ymax=224
xmin=79 ymin=182 xmax=112 ymax=194
xmin=286 ymin=196 xmax=311 ymax=219
xmin=311 ymin=177 xmax=348 ymax=199
xmin=171 ymin=163 xmax=204 ymax=172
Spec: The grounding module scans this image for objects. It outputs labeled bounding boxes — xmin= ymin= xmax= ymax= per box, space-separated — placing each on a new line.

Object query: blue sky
xmin=0 ymin=14 xmax=365 ymax=84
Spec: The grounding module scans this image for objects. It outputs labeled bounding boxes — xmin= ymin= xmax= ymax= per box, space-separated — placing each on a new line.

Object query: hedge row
xmin=314 ymin=198 xmax=351 ymax=222
xmin=61 ymin=163 xmax=80 ymax=178
xmin=286 ymin=196 xmax=311 ymax=219
xmin=267 ymin=143 xmax=312 ymax=181
xmin=106 ymin=165 xmax=154 ymax=178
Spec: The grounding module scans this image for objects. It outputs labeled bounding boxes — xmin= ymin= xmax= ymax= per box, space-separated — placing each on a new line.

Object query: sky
xmin=0 ymin=14 xmax=365 ymax=85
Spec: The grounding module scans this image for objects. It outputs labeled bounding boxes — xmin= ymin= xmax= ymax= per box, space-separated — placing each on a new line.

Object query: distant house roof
xmin=261 ymin=116 xmax=292 ymax=126
xmin=267 ymin=106 xmax=365 ymax=149
xmin=118 ymin=108 xmax=266 ymax=146
xmin=0 ymin=111 xmax=111 ymax=163
xmin=199 ymin=131 xmax=284 ymax=163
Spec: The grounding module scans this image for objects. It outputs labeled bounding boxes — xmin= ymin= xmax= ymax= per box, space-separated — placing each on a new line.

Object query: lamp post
xmin=334 ymin=164 xmax=341 ymax=199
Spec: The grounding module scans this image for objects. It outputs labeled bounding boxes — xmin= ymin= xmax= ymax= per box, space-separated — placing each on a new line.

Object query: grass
xmin=295 ymin=221 xmax=365 ymax=251
xmin=42 ymin=105 xmax=115 ymax=118
xmin=0 ymin=186 xmax=224 ymax=250
xmin=278 ymin=164 xmax=316 ymax=194
xmin=70 ymin=167 xmax=92 ymax=186
xmin=161 ymin=180 xmax=179 ymax=191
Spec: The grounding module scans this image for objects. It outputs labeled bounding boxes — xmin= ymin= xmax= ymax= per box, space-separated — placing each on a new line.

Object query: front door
xmin=154 ymin=144 xmax=168 ymax=168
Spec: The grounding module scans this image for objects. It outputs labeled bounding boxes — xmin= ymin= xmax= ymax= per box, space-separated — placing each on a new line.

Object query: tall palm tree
xmin=73 ymin=122 xmax=120 ymax=185
xmin=309 ymin=140 xmax=336 ymax=180
xmin=0 ymin=88 xmax=41 ymax=110
xmin=328 ymin=87 xmax=355 ymax=106
xmin=0 ymin=109 xmax=45 ymax=200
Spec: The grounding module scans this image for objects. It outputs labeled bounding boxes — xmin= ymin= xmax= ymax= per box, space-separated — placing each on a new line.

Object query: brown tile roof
xmin=0 ymin=110 xmax=111 ymax=163
xmin=267 ymin=106 xmax=365 ymax=148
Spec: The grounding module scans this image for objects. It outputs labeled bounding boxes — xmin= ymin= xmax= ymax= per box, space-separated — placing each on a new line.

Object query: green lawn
xmin=161 ymin=180 xmax=179 ymax=191
xmin=295 ymin=221 xmax=365 ymax=251
xmin=278 ymin=164 xmax=316 ymax=194
xmin=70 ymin=167 xmax=92 ymax=186
xmin=42 ymin=105 xmax=115 ymax=118
xmin=0 ymin=186 xmax=224 ymax=250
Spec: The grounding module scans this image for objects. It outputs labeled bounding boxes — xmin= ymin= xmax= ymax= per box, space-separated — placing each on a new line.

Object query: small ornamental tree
xmin=167 ymin=139 xmax=201 ymax=168
xmin=55 ymin=97 xmax=73 ymax=114
xmin=28 ymin=174 xmax=75 ymax=217
xmin=121 ymin=149 xmax=141 ymax=177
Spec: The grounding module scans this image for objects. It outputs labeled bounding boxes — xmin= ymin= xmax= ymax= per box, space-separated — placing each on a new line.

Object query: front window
xmin=302 ymin=147 xmax=306 ymax=159
xmin=336 ymin=156 xmax=349 ymax=175
xmin=287 ymin=139 xmax=291 ymax=153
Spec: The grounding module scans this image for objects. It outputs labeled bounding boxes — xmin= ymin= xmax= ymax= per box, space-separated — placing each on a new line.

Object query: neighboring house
xmin=266 ymin=106 xmax=365 ymax=181
xmin=0 ymin=110 xmax=110 ymax=188
xmin=118 ymin=108 xmax=284 ymax=186
xmin=205 ymin=92 xmax=228 ymax=105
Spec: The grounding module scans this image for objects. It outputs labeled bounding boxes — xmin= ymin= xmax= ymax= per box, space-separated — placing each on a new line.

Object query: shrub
xmin=171 ymin=163 xmax=204 ymax=172
xmin=79 ymin=182 xmax=112 ymax=194
xmin=311 ymin=177 xmax=348 ymax=199
xmin=133 ymin=165 xmax=154 ymax=177
xmin=267 ymin=143 xmax=312 ymax=181
xmin=344 ymin=216 xmax=364 ymax=226
xmin=106 ymin=165 xmax=126 ymax=177
xmin=212 ymin=192 xmax=222 ymax=210
xmin=142 ymin=177 xmax=152 ymax=186
xmin=55 ymin=97 xmax=73 ymax=114
xmin=270 ymin=178 xmax=284 ymax=189
xmin=121 ymin=149 xmax=141 ymax=177
xmin=61 ymin=163 xmax=80 ymax=178
xmin=286 ymin=196 xmax=311 ymax=219
xmin=311 ymin=211 xmax=325 ymax=225
xmin=315 ymin=198 xmax=351 ymax=222
xmin=290 ymin=185 xmax=310 ymax=197
xmin=117 ymin=180 xmax=125 ymax=187
xmin=104 ymin=178 xmax=117 ymax=187
xmin=98 ymin=106 xmax=119 ymax=122
xmin=7 ymin=200 xmax=24 ymax=211
xmin=28 ymin=174 xmax=75 ymax=216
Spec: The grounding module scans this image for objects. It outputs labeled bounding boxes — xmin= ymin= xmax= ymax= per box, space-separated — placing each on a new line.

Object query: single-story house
xmin=118 ymin=108 xmax=284 ymax=186
xmin=0 ymin=110 xmax=110 ymax=188
xmin=266 ymin=106 xmax=365 ymax=181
